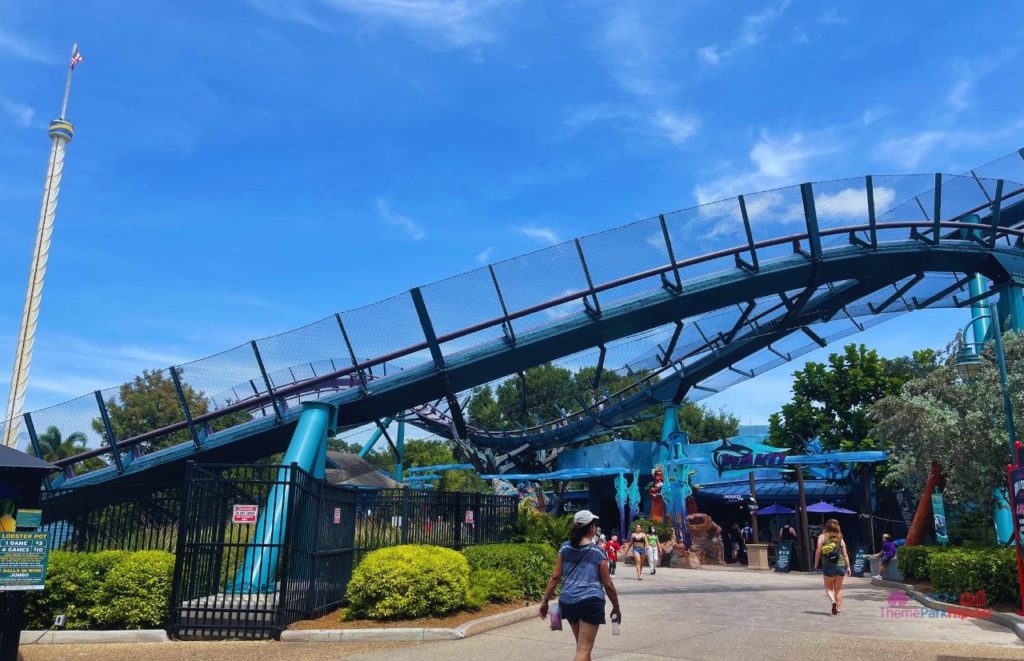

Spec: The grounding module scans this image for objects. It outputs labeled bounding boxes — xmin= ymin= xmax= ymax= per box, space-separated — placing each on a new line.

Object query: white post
xmin=2 ymin=47 xmax=78 ymax=448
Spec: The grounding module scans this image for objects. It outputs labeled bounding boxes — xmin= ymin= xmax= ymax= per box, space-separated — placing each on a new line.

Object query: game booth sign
xmin=0 ymin=445 xmax=55 ymax=661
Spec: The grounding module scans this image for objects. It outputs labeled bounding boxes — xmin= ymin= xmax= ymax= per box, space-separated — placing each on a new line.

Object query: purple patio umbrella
xmin=756 ymin=503 xmax=796 ymax=539
xmin=805 ymin=501 xmax=855 ymax=525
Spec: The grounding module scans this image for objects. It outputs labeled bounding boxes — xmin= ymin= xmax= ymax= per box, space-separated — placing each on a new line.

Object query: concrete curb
xmin=869 ymin=578 xmax=1024 ymax=642
xmin=281 ymin=604 xmax=538 ymax=643
xmin=20 ymin=630 xmax=169 ymax=645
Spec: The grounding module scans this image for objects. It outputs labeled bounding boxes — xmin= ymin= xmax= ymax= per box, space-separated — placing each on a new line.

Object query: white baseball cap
xmin=573 ymin=510 xmax=599 ymax=526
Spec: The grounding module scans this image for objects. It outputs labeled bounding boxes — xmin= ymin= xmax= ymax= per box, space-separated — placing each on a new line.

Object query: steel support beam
xmin=736 ymin=195 xmax=759 ymax=273
xmin=410 ymin=287 xmax=468 ymax=439
xmin=488 ymin=265 xmax=516 ymax=345
xmin=170 ymin=366 xmax=201 ymax=449
xmin=659 ymin=214 xmax=683 ymax=293
xmin=94 ymin=390 xmax=124 ymax=473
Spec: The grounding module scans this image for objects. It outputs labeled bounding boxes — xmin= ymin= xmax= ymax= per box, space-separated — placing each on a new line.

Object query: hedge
xmin=928 ymin=547 xmax=1020 ymax=606
xmin=24 ymin=550 xmax=174 ymax=630
xmin=895 ymin=545 xmax=946 ymax=582
xmin=463 ymin=543 xmax=556 ymax=601
xmin=465 ymin=568 xmax=521 ymax=610
xmin=345 ymin=545 xmax=469 ymax=620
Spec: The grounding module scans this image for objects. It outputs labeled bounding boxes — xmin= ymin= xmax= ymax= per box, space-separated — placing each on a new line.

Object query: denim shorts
xmin=822 ymin=565 xmax=845 ymax=577
xmin=559 ymin=597 xmax=606 ymax=625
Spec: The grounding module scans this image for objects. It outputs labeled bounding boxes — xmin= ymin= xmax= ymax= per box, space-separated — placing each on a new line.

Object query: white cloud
xmin=819 ymin=8 xmax=848 ymax=25
xmin=517 ymin=225 xmax=560 ymax=245
xmin=376 ymin=198 xmax=426 ymax=241
xmin=814 ymin=186 xmax=896 ymax=219
xmin=2 ymin=101 xmax=35 ymax=128
xmin=247 ymin=0 xmax=511 ymax=49
xmin=876 ymin=131 xmax=946 ymax=170
xmin=652 ymin=109 xmax=699 ymax=145
xmin=0 ymin=28 xmax=49 ymax=63
xmin=946 ymin=78 xmax=972 ymax=114
xmin=698 ymin=1 xmax=790 ymax=66
xmin=475 ymin=246 xmax=494 ymax=264
xmin=693 ymin=131 xmax=842 ymax=238
xmin=564 ymin=104 xmax=699 ymax=146
xmin=860 ymin=105 xmax=891 ymax=126
xmin=697 ymin=46 xmax=720 ymax=66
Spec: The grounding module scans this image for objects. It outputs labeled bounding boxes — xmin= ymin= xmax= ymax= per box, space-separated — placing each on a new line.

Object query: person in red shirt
xmin=605 ymin=534 xmax=621 ymax=576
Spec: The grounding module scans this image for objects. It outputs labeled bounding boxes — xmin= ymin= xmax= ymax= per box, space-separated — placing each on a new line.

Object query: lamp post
xmin=955 ymin=300 xmax=1024 ymax=614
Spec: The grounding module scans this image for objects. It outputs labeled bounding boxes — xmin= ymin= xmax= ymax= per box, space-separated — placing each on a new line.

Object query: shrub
xmin=89 ymin=551 xmax=176 ymax=629
xmin=513 ymin=507 xmax=572 ymax=550
xmin=345 ymin=545 xmax=469 ymax=620
xmin=465 ymin=568 xmax=522 ymax=610
xmin=23 ymin=550 xmax=173 ymax=630
xmin=928 ymin=547 xmax=1020 ymax=606
xmin=463 ymin=543 xmax=556 ymax=601
xmin=896 ymin=545 xmax=936 ymax=581
xmin=24 ymin=550 xmax=130 ymax=629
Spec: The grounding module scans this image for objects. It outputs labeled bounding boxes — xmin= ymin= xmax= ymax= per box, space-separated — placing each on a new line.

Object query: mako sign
xmin=711 ymin=439 xmax=788 ymax=476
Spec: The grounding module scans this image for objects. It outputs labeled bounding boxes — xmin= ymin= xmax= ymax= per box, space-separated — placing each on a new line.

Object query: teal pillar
xmin=661 ymin=404 xmax=681 ymax=441
xmin=963 ymin=215 xmax=991 ymax=345
xmin=395 ymin=415 xmax=405 ymax=482
xmin=233 ymin=401 xmax=334 ymax=592
xmin=998 ymin=285 xmax=1024 ymax=332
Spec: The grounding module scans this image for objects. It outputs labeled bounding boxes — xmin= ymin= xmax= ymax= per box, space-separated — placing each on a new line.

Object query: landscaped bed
xmin=289 ymin=599 xmax=534 ymax=630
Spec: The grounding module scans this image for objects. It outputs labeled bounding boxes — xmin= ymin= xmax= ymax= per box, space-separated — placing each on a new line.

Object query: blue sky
xmin=1 ymin=0 xmax=1022 ymax=428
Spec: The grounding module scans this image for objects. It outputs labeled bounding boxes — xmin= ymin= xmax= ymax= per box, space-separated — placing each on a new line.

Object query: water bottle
xmin=549 ymin=603 xmax=563 ymax=631
xmin=611 ymin=613 xmax=620 ymax=636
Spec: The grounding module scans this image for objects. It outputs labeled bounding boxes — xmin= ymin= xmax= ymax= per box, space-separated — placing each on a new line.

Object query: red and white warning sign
xmin=333 ymin=507 xmax=342 ymax=524
xmin=232 ymin=504 xmax=259 ymax=524
xmin=464 ymin=510 xmax=475 ymax=525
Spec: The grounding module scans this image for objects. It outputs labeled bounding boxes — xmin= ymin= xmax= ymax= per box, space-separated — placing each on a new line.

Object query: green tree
xmin=92 ymin=369 xmax=253 ymax=453
xmin=678 ymin=402 xmax=740 ymax=442
xmin=32 ymin=426 xmax=106 ymax=473
xmin=872 ymin=332 xmax=1023 ymax=511
xmin=768 ymin=344 xmax=938 ymax=452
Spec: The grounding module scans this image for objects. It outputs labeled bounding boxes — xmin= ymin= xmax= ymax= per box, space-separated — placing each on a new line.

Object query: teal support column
xmin=395 ymin=415 xmax=405 ymax=482
xmin=963 ymin=215 xmax=991 ymax=345
xmin=661 ymin=404 xmax=681 ymax=442
xmin=998 ymin=285 xmax=1024 ymax=332
xmin=359 ymin=416 xmax=393 ymax=458
xmin=233 ymin=401 xmax=333 ymax=592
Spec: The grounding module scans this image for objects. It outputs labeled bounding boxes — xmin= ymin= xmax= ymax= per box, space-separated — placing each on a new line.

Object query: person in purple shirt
xmin=869 ymin=533 xmax=897 ymax=579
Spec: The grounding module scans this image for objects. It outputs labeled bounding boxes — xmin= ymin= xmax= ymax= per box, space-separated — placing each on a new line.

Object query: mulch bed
xmin=288 ymin=600 xmax=534 ymax=630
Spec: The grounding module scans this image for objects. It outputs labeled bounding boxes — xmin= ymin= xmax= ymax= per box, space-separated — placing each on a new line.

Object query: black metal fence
xmin=169 ymin=464 xmax=517 ymax=638
xmin=40 ymin=483 xmax=184 ymax=552
xmin=38 ymin=462 xmax=517 ymax=639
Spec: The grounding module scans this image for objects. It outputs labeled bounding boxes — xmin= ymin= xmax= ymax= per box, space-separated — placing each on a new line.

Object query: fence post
xmin=168 ymin=461 xmax=196 ymax=636
xmin=473 ymin=493 xmax=482 ymax=545
xmin=454 ymin=492 xmax=463 ymax=550
xmin=400 ymin=487 xmax=410 ymax=545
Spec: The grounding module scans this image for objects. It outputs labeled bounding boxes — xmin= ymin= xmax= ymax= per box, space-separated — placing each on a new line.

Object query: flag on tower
xmin=70 ymin=47 xmax=83 ymax=70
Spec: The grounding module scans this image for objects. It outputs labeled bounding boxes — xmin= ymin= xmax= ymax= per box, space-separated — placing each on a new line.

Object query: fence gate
xmin=169 ymin=463 xmax=357 ymax=639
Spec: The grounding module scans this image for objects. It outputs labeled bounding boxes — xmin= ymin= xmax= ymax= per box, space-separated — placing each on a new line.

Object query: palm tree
xmin=34 ymin=426 xmax=90 ymax=462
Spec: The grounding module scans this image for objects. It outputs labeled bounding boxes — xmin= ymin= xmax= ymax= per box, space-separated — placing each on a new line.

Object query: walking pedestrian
xmin=540 ymin=510 xmax=622 ymax=661
xmin=729 ymin=524 xmax=743 ymax=563
xmin=606 ymin=534 xmax=620 ymax=576
xmin=646 ymin=526 xmax=659 ymax=575
xmin=815 ymin=518 xmax=851 ymax=615
xmin=628 ymin=523 xmax=647 ymax=580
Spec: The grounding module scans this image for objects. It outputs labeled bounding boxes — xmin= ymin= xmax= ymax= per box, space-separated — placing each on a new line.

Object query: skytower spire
xmin=2 ymin=43 xmax=82 ymax=448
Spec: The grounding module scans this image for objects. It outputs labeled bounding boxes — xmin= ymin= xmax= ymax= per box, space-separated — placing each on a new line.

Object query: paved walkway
xmin=348 ymin=567 xmax=1022 ymax=661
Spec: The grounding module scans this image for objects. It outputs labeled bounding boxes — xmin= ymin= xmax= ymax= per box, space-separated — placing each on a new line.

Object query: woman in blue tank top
xmin=540 ymin=510 xmax=622 ymax=660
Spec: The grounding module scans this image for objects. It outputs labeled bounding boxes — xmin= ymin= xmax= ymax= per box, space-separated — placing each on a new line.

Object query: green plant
xmin=928 ymin=547 xmax=1020 ymax=606
xmin=462 ymin=543 xmax=556 ymax=601
xmin=345 ymin=545 xmax=469 ymax=620
xmin=89 ymin=551 xmax=176 ymax=629
xmin=23 ymin=550 xmax=175 ymax=630
xmin=632 ymin=518 xmax=672 ymax=543
xmin=465 ymin=568 xmax=522 ymax=610
xmin=513 ymin=507 xmax=572 ymax=550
